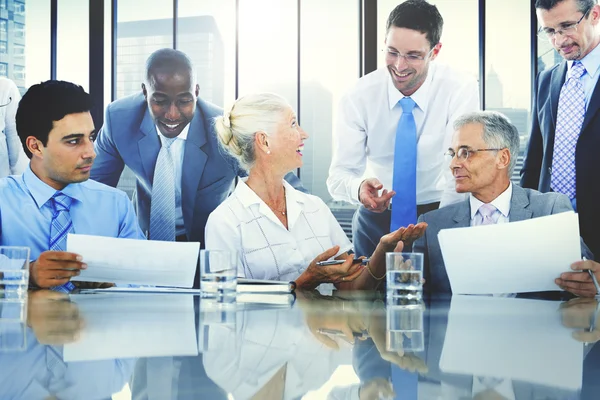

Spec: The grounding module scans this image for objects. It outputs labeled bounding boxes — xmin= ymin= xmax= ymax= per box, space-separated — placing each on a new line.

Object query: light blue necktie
xmin=391 ymin=97 xmax=417 ymax=232
xmin=49 ymin=192 xmax=75 ymax=293
xmin=391 ymin=364 xmax=418 ymax=400
xmin=552 ymin=61 xmax=586 ymax=199
xmin=150 ymin=136 xmax=177 ymax=241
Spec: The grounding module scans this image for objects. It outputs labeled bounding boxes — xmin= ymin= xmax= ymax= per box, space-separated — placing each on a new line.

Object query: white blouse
xmin=0 ymin=78 xmax=27 ymax=178
xmin=205 ymin=178 xmax=353 ymax=282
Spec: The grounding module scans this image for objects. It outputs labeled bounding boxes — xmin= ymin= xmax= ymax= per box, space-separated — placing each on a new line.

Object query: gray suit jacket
xmin=413 ymin=185 xmax=593 ymax=295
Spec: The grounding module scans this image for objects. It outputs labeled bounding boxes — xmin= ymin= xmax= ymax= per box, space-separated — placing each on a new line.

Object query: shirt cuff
xmin=350 ymin=177 xmax=364 ymax=205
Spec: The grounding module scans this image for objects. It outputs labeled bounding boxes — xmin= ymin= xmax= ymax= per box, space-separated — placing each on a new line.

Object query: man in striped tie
xmin=413 ymin=111 xmax=593 ymax=296
xmin=0 ymin=80 xmax=144 ymax=290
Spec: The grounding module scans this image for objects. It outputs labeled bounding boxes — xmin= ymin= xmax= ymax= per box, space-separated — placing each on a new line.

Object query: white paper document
xmin=438 ymin=211 xmax=581 ymax=294
xmin=63 ymin=293 xmax=199 ymax=361
xmin=439 ymin=295 xmax=583 ymax=390
xmin=67 ymin=233 xmax=200 ymax=288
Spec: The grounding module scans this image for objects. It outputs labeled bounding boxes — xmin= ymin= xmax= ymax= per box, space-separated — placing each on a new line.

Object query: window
xmin=25 ymin=0 xmax=52 ymax=88
xmin=0 ymin=41 xmax=6 ymax=54
xmin=0 ymin=63 xmax=6 ymax=77
xmin=0 ymin=0 xmax=6 ymax=10
xmin=13 ymin=65 xmax=25 ymax=80
xmin=57 ymin=0 xmax=89 ymax=90
xmin=13 ymin=43 xmax=24 ymax=56
xmin=0 ymin=19 xmax=6 ymax=41
xmin=14 ymin=22 xmax=25 ymax=39
xmin=14 ymin=1 xmax=25 ymax=17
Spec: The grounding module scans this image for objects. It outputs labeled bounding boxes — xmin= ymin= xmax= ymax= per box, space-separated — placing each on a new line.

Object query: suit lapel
xmin=550 ymin=62 xmax=567 ymax=131
xmin=451 ymin=200 xmax=472 ymax=228
xmin=508 ymin=185 xmax=532 ymax=222
xmin=181 ymin=103 xmax=209 ymax=237
xmin=138 ymin=111 xmax=161 ymax=182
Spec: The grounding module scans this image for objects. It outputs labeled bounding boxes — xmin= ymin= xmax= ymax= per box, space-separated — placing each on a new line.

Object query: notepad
xmin=236 ymin=278 xmax=295 ymax=294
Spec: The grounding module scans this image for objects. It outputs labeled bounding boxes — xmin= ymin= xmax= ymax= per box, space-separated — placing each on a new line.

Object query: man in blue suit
xmin=521 ymin=0 xmax=600 ymax=259
xmin=91 ymin=49 xmax=239 ymax=251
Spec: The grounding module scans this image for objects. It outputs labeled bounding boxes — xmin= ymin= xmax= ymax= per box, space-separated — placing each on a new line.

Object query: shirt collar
xmin=568 ymin=41 xmax=600 ymax=79
xmin=155 ymin=122 xmax=190 ymax=143
xmin=235 ymin=177 xmax=305 ymax=208
xmin=469 ymin=182 xmax=513 ymax=220
xmin=387 ymin=63 xmax=434 ymax=113
xmin=23 ymin=165 xmax=84 ymax=209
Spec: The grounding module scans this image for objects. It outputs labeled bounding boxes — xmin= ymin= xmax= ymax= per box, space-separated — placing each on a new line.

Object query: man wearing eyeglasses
xmin=413 ymin=111 xmax=593 ymax=296
xmin=522 ymin=0 xmax=600 ymax=262
xmin=327 ymin=0 xmax=479 ymax=259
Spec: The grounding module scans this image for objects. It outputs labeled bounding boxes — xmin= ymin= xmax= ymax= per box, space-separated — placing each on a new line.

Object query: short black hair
xmin=386 ymin=0 xmax=444 ymax=48
xmin=16 ymin=80 xmax=92 ymax=158
xmin=144 ymin=48 xmax=195 ymax=88
xmin=535 ymin=0 xmax=596 ymax=12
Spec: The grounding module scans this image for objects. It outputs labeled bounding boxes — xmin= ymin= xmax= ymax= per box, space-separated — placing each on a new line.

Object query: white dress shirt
xmin=155 ymin=123 xmax=190 ymax=237
xmin=327 ymin=63 xmax=479 ymax=207
xmin=0 ymin=78 xmax=27 ymax=178
xmin=205 ymin=178 xmax=353 ymax=284
xmin=469 ymin=183 xmax=513 ymax=225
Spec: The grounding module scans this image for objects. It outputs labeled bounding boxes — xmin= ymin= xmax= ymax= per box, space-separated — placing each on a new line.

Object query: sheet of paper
xmin=438 ymin=211 xmax=580 ymax=294
xmin=63 ymin=293 xmax=198 ymax=361
xmin=439 ymin=295 xmax=582 ymax=390
xmin=67 ymin=233 xmax=200 ymax=288
xmin=79 ymin=287 xmax=201 ymax=294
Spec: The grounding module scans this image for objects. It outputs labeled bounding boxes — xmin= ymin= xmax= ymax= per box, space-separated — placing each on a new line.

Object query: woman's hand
xmin=295 ymin=246 xmax=365 ymax=290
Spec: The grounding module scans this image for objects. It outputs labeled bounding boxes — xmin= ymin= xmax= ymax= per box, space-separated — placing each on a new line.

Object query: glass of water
xmin=386 ymin=252 xmax=423 ymax=299
xmin=0 ymin=246 xmax=30 ymax=298
xmin=386 ymin=299 xmax=425 ymax=353
xmin=200 ymin=250 xmax=237 ymax=298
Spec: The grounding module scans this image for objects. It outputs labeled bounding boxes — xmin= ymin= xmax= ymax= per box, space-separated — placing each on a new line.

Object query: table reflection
xmin=0 ymin=290 xmax=598 ymax=399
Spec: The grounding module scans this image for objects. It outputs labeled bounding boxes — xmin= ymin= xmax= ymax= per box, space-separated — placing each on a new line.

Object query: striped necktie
xmin=49 ymin=192 xmax=75 ymax=292
xmin=391 ymin=97 xmax=418 ymax=232
xmin=150 ymin=136 xmax=177 ymax=241
xmin=551 ymin=61 xmax=586 ymax=199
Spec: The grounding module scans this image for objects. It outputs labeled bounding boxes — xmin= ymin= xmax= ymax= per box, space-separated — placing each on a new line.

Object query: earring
xmin=267 ymin=150 xmax=271 ymax=154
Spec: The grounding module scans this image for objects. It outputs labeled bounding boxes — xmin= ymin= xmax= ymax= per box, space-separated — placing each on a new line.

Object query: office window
xmin=25 ymin=0 xmax=51 ymax=89
xmin=485 ymin=0 xmax=531 ymax=183
xmin=13 ymin=43 xmax=24 ymax=56
xmin=0 ymin=63 xmax=6 ymax=77
xmin=115 ymin=0 xmax=173 ymax=99
xmin=0 ymin=19 xmax=6 ymax=42
xmin=14 ymin=1 xmax=25 ymax=17
xmin=377 ymin=0 xmax=479 ymax=81
xmin=13 ymin=65 xmax=25 ymax=80
xmin=238 ymin=0 xmax=298 ymax=111
xmin=178 ymin=0 xmax=236 ymax=108
xmin=14 ymin=22 xmax=25 ymax=39
xmin=0 ymin=0 xmax=6 ymax=10
xmin=0 ymin=41 xmax=6 ymax=54
xmin=57 ymin=0 xmax=89 ymax=90
xmin=300 ymin=0 xmax=360 ymax=203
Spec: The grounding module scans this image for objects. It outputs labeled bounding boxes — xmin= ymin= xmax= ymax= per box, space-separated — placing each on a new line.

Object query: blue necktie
xmin=391 ymin=97 xmax=417 ymax=232
xmin=552 ymin=61 xmax=586 ymax=199
xmin=391 ymin=364 xmax=418 ymax=400
xmin=49 ymin=192 xmax=75 ymax=293
xmin=150 ymin=136 xmax=177 ymax=241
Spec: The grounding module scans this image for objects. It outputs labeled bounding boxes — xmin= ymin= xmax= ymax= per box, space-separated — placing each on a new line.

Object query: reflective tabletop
xmin=1 ymin=290 xmax=599 ymax=400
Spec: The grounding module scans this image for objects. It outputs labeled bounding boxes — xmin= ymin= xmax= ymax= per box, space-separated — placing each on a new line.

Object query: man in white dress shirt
xmin=327 ymin=0 xmax=479 ymax=257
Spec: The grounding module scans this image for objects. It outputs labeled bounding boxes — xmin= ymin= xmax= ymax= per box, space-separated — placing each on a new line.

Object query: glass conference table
xmin=0 ymin=289 xmax=599 ymax=400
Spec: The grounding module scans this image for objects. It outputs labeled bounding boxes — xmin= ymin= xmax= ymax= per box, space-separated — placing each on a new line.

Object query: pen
xmin=316 ymin=258 xmax=370 ymax=267
xmin=583 ymin=257 xmax=600 ymax=297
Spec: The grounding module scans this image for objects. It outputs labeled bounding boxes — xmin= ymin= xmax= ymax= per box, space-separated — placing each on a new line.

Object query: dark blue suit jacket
xmin=91 ymin=93 xmax=239 ymax=247
xmin=521 ymin=61 xmax=600 ymax=259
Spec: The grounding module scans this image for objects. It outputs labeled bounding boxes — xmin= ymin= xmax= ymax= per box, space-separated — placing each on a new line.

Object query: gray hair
xmin=213 ymin=93 xmax=291 ymax=171
xmin=453 ymin=111 xmax=520 ymax=177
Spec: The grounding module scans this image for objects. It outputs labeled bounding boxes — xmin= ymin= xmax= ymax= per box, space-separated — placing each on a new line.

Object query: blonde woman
xmin=205 ymin=93 xmax=425 ymax=291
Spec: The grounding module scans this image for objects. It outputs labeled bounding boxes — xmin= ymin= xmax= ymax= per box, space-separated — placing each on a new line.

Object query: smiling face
xmin=384 ymin=26 xmax=440 ymax=96
xmin=143 ymin=70 xmax=199 ymax=138
xmin=537 ymin=0 xmax=600 ymax=61
xmin=27 ymin=111 xmax=96 ymax=190
xmin=267 ymin=107 xmax=308 ymax=173
xmin=449 ymin=122 xmax=509 ymax=200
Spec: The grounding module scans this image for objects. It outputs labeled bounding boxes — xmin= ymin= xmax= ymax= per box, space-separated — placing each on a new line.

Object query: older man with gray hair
xmin=413 ymin=110 xmax=593 ymax=296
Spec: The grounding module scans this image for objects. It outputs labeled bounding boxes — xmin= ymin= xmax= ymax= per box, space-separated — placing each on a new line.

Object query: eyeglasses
xmin=444 ymin=147 xmax=504 ymax=162
xmin=383 ymin=47 xmax=435 ymax=64
xmin=538 ymin=8 xmax=590 ymax=40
